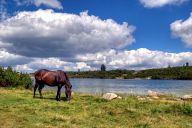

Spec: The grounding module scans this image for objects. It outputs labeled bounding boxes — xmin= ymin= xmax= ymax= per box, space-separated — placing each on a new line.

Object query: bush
xmin=0 ymin=66 xmax=32 ymax=89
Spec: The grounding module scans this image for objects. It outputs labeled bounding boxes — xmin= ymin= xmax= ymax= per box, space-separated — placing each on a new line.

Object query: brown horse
xmin=33 ymin=69 xmax=72 ymax=101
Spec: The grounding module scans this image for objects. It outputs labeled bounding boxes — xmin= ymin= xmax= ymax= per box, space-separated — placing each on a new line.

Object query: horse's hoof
xmin=56 ymin=98 xmax=60 ymax=101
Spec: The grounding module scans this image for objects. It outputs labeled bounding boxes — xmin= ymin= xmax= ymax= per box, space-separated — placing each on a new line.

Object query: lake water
xmin=32 ymin=78 xmax=192 ymax=96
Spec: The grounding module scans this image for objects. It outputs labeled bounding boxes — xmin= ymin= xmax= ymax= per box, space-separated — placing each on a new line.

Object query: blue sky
xmin=0 ymin=0 xmax=192 ymax=72
xmin=5 ymin=0 xmax=192 ymax=52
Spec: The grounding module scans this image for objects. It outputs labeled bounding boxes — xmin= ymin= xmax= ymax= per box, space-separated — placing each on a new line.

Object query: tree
xmin=186 ymin=62 xmax=189 ymax=67
xmin=101 ymin=64 xmax=106 ymax=71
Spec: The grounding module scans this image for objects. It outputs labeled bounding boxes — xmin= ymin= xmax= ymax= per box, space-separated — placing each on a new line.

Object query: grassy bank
xmin=0 ymin=88 xmax=192 ymax=128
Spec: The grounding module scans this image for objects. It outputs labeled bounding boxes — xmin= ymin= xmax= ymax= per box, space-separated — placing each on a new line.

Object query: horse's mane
xmin=64 ymin=72 xmax=69 ymax=81
xmin=56 ymin=70 xmax=69 ymax=81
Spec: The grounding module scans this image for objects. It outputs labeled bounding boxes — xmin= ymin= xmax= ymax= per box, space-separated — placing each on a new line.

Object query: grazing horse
xmin=33 ymin=69 xmax=72 ymax=101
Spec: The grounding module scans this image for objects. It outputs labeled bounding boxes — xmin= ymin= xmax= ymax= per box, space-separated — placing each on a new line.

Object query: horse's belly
xmin=45 ymin=83 xmax=57 ymax=87
xmin=41 ymin=72 xmax=63 ymax=86
xmin=42 ymin=76 xmax=57 ymax=86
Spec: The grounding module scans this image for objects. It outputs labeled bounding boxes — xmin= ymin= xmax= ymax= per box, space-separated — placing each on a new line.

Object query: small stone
xmin=138 ymin=98 xmax=145 ymax=101
xmin=117 ymin=96 xmax=122 ymax=99
xmin=152 ymin=96 xmax=159 ymax=99
xmin=148 ymin=90 xmax=160 ymax=97
xmin=148 ymin=98 xmax=153 ymax=101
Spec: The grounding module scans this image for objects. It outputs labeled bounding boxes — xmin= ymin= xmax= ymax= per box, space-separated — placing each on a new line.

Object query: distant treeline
xmin=0 ymin=66 xmax=32 ymax=89
xmin=67 ymin=66 xmax=192 ymax=80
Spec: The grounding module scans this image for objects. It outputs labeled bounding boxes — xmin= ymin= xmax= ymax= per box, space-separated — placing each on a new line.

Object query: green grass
xmin=0 ymin=88 xmax=192 ymax=128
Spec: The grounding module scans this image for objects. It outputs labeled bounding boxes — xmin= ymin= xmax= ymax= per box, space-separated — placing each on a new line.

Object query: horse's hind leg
xmin=38 ymin=84 xmax=44 ymax=99
xmin=33 ymin=82 xmax=39 ymax=98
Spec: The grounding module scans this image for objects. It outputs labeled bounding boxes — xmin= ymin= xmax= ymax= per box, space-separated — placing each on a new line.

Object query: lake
xmin=32 ymin=78 xmax=192 ymax=96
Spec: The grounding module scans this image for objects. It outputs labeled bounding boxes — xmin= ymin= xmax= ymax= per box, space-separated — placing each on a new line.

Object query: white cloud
xmin=14 ymin=58 xmax=92 ymax=72
xmin=14 ymin=0 xmax=63 ymax=9
xmin=170 ymin=13 xmax=192 ymax=47
xmin=34 ymin=0 xmax=63 ymax=9
xmin=0 ymin=49 xmax=30 ymax=66
xmin=0 ymin=9 xmax=135 ymax=57
xmin=76 ymin=48 xmax=192 ymax=70
xmin=1 ymin=48 xmax=191 ymax=72
xmin=139 ymin=0 xmax=188 ymax=8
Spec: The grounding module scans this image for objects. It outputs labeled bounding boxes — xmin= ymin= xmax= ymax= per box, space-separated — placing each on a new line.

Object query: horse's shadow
xmin=34 ymin=97 xmax=68 ymax=101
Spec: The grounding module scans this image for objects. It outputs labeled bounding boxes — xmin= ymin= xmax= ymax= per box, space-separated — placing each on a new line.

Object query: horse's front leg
xmin=56 ymin=85 xmax=62 ymax=101
xmin=38 ymin=84 xmax=44 ymax=99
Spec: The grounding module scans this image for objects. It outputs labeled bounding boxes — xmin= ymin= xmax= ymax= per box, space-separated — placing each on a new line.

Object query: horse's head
xmin=65 ymin=82 xmax=72 ymax=101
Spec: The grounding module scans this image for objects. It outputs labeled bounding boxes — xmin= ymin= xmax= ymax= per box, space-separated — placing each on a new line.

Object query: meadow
xmin=0 ymin=88 xmax=192 ymax=128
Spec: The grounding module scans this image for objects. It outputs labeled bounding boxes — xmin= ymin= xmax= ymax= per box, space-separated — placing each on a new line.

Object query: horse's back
xmin=34 ymin=69 xmax=50 ymax=81
xmin=34 ymin=69 xmax=68 ymax=86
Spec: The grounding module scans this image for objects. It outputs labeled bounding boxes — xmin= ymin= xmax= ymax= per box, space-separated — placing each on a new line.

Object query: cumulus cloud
xmin=76 ymin=48 xmax=192 ymax=70
xmin=14 ymin=58 xmax=92 ymax=73
xmin=2 ymin=48 xmax=189 ymax=73
xmin=0 ymin=9 xmax=135 ymax=58
xmin=34 ymin=0 xmax=63 ymax=9
xmin=139 ymin=0 xmax=188 ymax=8
xmin=14 ymin=0 xmax=63 ymax=9
xmin=0 ymin=49 xmax=31 ymax=67
xmin=170 ymin=13 xmax=192 ymax=47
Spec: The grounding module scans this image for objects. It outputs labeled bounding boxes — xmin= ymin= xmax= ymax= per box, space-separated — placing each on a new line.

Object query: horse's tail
xmin=34 ymin=70 xmax=40 ymax=80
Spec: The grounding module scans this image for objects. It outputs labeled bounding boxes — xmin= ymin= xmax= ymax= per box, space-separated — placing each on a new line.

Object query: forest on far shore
xmin=67 ymin=65 xmax=192 ymax=80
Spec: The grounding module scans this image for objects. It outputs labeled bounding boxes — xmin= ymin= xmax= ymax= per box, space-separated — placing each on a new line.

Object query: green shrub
xmin=0 ymin=66 xmax=32 ymax=89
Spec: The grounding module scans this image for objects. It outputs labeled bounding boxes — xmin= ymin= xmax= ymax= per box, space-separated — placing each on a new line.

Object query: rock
xmin=148 ymin=90 xmax=160 ymax=97
xmin=102 ymin=93 xmax=119 ymax=100
xmin=71 ymin=92 xmax=75 ymax=96
xmin=152 ymin=96 xmax=159 ymax=99
xmin=117 ymin=96 xmax=122 ymax=99
xmin=138 ymin=98 xmax=145 ymax=101
xmin=181 ymin=95 xmax=192 ymax=101
xmin=148 ymin=98 xmax=153 ymax=101
xmin=146 ymin=97 xmax=153 ymax=101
